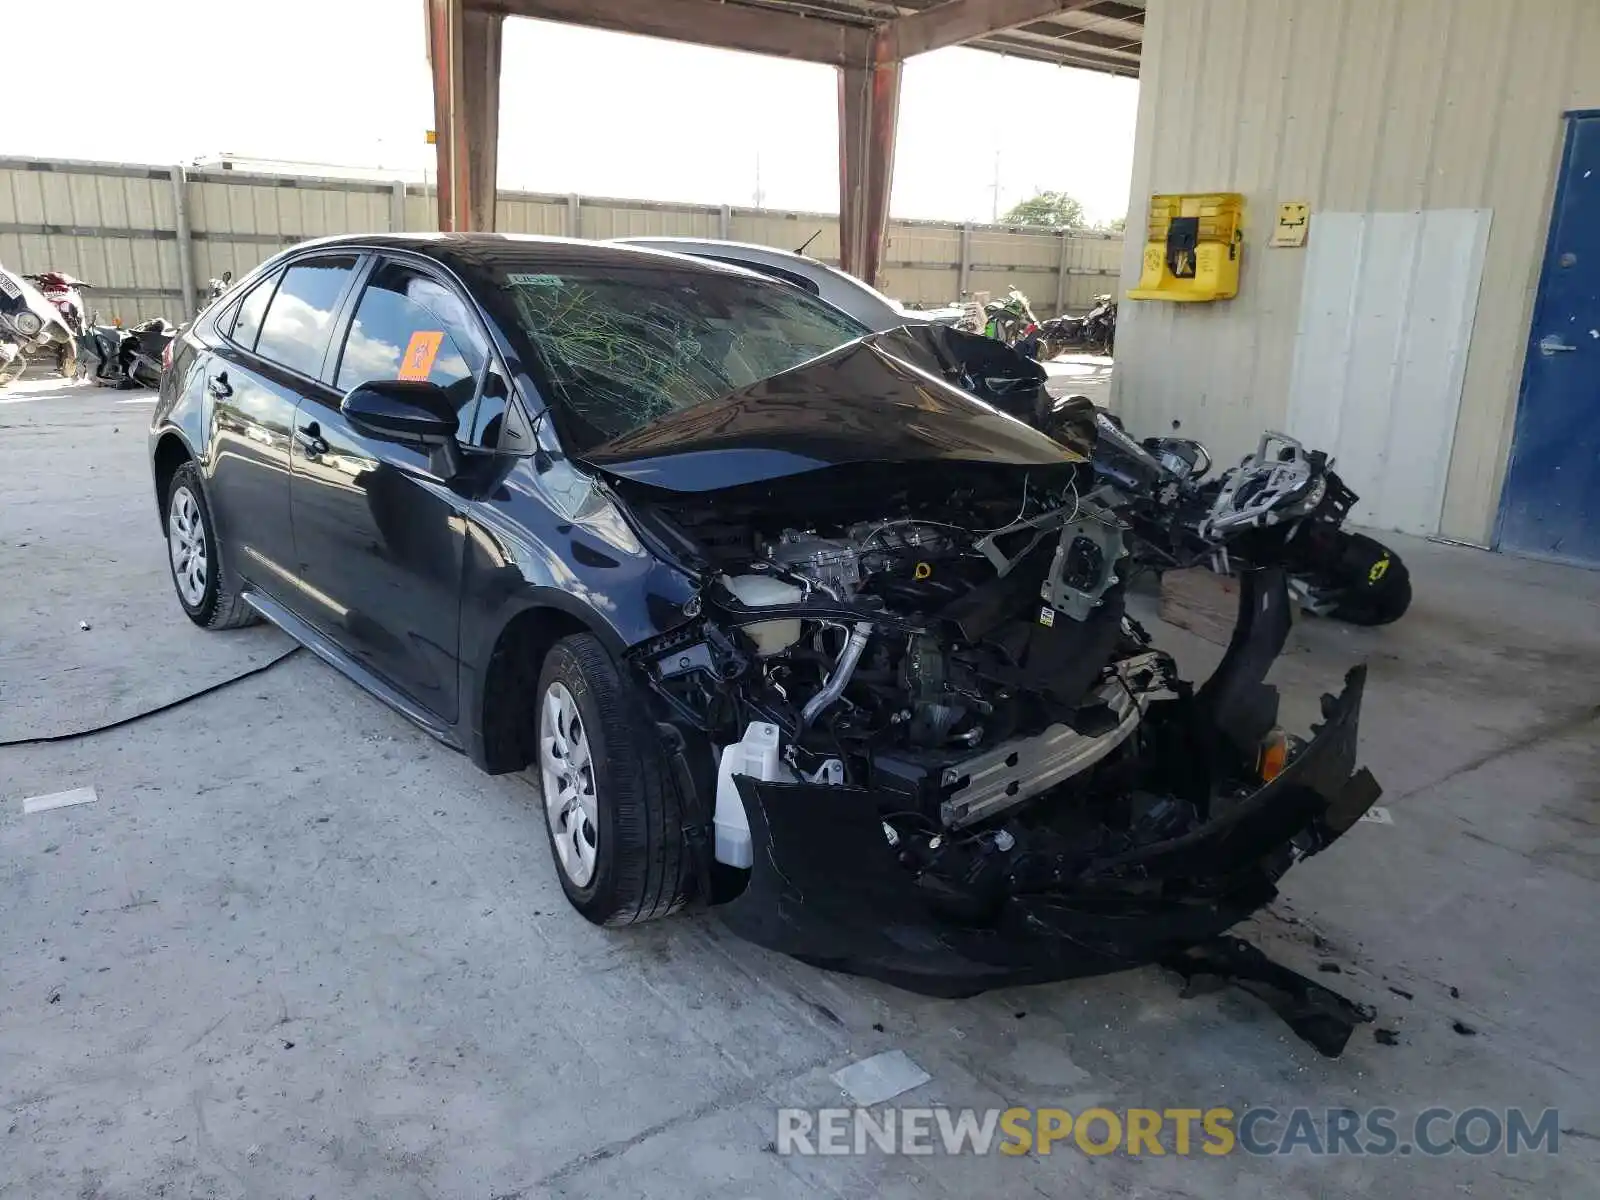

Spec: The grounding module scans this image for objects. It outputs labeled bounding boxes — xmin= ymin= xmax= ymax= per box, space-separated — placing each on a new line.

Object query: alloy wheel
xmin=540 ymin=681 xmax=599 ymax=886
xmin=167 ymin=486 xmax=208 ymax=608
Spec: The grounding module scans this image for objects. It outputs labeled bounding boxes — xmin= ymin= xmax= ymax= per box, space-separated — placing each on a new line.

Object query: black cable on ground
xmin=0 ymin=647 xmax=304 ymax=748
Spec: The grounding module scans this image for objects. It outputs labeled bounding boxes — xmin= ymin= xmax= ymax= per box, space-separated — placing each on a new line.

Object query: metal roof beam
xmin=882 ymin=0 xmax=1102 ymax=59
xmin=466 ymin=0 xmax=874 ymax=65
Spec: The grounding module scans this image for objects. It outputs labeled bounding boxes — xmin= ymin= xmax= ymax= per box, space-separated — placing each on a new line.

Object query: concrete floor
xmin=2 ymin=378 xmax=1597 ymax=1199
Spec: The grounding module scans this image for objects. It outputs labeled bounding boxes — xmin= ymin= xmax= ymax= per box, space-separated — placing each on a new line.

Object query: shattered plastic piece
xmin=1164 ymin=937 xmax=1375 ymax=1057
xmin=1359 ymin=805 xmax=1393 ymax=825
xmin=831 ymin=1050 xmax=931 ymax=1106
xmin=78 ymin=620 xmax=91 ymax=631
xmin=1374 ymin=1028 xmax=1400 ymax=1046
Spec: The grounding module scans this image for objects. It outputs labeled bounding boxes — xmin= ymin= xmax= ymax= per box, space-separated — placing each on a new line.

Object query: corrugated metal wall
xmin=1115 ymin=0 xmax=1600 ymax=543
xmin=0 ymin=157 xmax=1122 ymax=327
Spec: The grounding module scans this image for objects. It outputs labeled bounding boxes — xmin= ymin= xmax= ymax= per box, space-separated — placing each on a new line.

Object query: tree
xmin=1098 ymin=215 xmax=1127 ymax=235
xmin=1001 ymin=191 xmax=1087 ymax=230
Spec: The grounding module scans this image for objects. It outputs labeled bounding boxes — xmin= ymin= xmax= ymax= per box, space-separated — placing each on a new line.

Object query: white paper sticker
xmin=1038 ymin=606 xmax=1055 ymax=628
xmin=831 ymin=1050 xmax=931 ymax=1106
xmin=22 ymin=786 xmax=98 ymax=814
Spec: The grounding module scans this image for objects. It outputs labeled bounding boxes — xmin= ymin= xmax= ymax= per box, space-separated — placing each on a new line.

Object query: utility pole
xmin=989 ymin=151 xmax=1001 ymax=223
xmin=753 ymin=152 xmax=765 ymax=209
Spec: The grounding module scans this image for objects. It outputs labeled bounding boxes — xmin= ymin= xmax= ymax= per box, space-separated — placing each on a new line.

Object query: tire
xmin=1326 ymin=532 xmax=1412 ymax=626
xmin=164 ymin=461 xmax=259 ymax=630
xmin=535 ymin=633 xmax=690 ymax=926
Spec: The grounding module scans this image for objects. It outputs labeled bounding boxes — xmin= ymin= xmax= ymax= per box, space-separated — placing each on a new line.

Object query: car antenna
xmin=794 ymin=229 xmax=822 ymax=256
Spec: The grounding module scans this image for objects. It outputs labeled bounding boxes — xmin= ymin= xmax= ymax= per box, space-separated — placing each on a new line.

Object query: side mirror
xmin=342 ymin=379 xmax=459 ymax=447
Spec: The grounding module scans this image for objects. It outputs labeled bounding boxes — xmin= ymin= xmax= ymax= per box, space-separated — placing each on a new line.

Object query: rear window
xmin=228 ymin=271 xmax=278 ymax=350
xmin=495 ymin=264 xmax=866 ymax=452
xmin=254 ymin=256 xmax=358 ymax=377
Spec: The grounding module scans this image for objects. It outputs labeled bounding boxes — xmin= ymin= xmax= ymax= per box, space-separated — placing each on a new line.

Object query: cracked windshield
xmin=500 ymin=266 xmax=866 ymax=450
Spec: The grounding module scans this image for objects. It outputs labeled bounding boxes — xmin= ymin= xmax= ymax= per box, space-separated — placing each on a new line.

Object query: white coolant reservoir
xmin=721 ymin=574 xmax=803 ymax=656
xmin=714 ymin=722 xmax=794 ymax=868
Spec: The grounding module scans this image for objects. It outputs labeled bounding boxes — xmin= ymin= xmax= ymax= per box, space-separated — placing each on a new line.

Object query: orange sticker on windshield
xmin=398 ymin=330 xmax=444 ymax=380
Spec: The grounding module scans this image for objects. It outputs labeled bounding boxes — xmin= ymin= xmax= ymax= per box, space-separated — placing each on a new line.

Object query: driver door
xmin=287 ymin=256 xmax=492 ymax=725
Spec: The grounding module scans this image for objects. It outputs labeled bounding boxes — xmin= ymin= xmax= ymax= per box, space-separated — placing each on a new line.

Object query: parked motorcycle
xmin=79 ymin=317 xmax=175 ymax=389
xmin=205 ymin=270 xmax=233 ymax=305
xmin=23 ymin=271 xmax=92 ymax=375
xmin=1036 ymin=293 xmax=1117 ymax=359
xmin=0 ymin=263 xmax=75 ymax=388
xmin=982 ymin=287 xmax=1041 ymax=351
xmin=1072 ymin=404 xmax=1411 ymax=625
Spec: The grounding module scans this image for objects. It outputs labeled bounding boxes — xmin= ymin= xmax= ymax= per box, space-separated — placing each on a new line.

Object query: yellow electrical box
xmin=1128 ymin=192 xmax=1244 ymax=301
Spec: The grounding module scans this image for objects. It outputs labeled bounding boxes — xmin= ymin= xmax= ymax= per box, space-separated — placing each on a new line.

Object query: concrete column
xmin=168 ymin=165 xmax=196 ymax=318
xmin=390 ymin=180 xmax=408 ymax=233
xmin=719 ymin=204 xmax=732 ymax=240
xmin=567 ymin=194 xmax=581 ymax=238
xmin=836 ymin=32 xmax=901 ymax=285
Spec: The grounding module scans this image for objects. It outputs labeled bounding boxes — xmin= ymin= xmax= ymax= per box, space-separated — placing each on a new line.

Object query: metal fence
xmin=0 ymin=156 xmax=1123 ymax=326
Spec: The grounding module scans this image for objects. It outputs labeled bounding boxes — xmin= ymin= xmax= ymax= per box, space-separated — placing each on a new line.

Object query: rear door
xmin=206 ymin=254 xmax=362 ymax=601
xmin=288 ymin=255 xmax=493 ymax=723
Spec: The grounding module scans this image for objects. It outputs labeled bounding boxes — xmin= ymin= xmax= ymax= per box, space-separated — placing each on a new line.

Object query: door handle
xmin=207 ymin=373 xmax=232 ymax=398
xmin=1539 ymin=335 xmax=1578 ymax=356
xmin=295 ymin=422 xmax=329 ymax=456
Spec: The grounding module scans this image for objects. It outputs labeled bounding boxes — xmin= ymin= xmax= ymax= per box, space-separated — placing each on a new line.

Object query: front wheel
xmin=536 ymin=634 xmax=690 ymax=925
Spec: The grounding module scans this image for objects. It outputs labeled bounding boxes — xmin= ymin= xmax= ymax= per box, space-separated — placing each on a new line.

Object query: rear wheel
xmin=164 ymin=461 xmax=259 ymax=630
xmin=536 ymin=633 xmax=690 ymax=925
xmin=1325 ymin=532 xmax=1412 ymax=626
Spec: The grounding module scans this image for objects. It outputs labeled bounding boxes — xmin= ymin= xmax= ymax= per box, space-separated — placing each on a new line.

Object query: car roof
xmin=274 ymin=232 xmax=760 ymax=280
xmin=615 ymin=237 xmax=827 ymax=268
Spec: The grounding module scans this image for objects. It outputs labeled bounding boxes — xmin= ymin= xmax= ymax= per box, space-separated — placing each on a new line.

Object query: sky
xmin=11 ymin=0 xmax=1139 ymax=225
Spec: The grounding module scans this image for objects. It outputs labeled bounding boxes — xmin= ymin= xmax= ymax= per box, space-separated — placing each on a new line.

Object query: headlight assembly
xmin=12 ymin=310 xmax=42 ymax=337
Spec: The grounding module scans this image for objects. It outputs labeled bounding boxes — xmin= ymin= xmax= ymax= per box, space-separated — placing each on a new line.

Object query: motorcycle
xmin=0 ymin=263 xmax=75 ymax=388
xmin=205 ymin=270 xmax=233 ymax=305
xmin=79 ymin=317 xmax=175 ymax=389
xmin=982 ymin=287 xmax=1041 ymax=351
xmin=1070 ymin=402 xmax=1411 ymax=625
xmin=23 ymin=271 xmax=91 ymax=375
xmin=1036 ymin=293 xmax=1117 ymax=359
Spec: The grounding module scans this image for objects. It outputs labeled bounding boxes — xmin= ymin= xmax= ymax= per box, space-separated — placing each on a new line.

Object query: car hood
xmin=580 ymin=326 xmax=1073 ymax=494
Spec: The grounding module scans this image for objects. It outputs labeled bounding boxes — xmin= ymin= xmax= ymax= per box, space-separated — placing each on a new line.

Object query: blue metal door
xmin=1498 ymin=114 xmax=1600 ymax=566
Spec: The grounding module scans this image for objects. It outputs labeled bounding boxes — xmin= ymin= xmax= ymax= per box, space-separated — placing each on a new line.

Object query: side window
xmin=254 ymin=256 xmax=359 ymax=377
xmin=336 ymin=260 xmax=488 ymax=430
xmin=228 ymin=271 xmax=279 ymax=351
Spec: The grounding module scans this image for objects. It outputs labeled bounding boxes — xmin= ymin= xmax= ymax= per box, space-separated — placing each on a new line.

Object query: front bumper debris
xmin=718 ymin=663 xmax=1379 ymax=1000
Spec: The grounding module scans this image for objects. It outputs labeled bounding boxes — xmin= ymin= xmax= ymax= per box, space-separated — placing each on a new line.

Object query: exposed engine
xmin=628 ymin=461 xmax=1181 ymax=867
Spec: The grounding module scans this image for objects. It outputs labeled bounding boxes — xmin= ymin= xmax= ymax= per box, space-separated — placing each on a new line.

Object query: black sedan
xmin=150 ymin=234 xmax=1378 ymax=997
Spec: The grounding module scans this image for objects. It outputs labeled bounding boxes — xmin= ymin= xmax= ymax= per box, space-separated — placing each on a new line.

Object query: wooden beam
xmin=425 ymin=0 xmax=472 ymax=232
xmin=462 ymin=9 xmax=503 ymax=231
xmin=837 ymin=33 xmax=901 ymax=286
xmin=884 ymin=0 xmax=1102 ymax=59
xmin=466 ymin=0 xmax=873 ymax=65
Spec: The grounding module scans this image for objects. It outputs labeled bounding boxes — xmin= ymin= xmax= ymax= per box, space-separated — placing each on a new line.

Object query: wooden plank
xmin=1159 ymin=568 xmax=1241 ymax=647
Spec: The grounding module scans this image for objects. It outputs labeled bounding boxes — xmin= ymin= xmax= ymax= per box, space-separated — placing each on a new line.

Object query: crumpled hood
xmin=580 ymin=326 xmax=1075 ymax=494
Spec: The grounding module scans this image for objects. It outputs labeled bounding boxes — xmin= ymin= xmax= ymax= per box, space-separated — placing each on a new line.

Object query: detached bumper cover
xmin=718 ymin=666 xmax=1378 ymax=998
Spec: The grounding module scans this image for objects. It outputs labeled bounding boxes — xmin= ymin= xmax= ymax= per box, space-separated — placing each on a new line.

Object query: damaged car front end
xmin=582 ymin=330 xmax=1381 ymax=999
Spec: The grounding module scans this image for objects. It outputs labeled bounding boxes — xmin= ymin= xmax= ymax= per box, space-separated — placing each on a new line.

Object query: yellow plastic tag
xmin=398 ymin=331 xmax=444 ymax=381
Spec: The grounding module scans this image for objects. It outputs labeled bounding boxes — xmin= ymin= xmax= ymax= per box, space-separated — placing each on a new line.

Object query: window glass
xmin=493 ymin=264 xmax=866 ymax=452
xmin=254 ymin=256 xmax=358 ymax=377
xmin=229 ymin=271 xmax=278 ymax=351
xmin=337 ymin=260 xmax=488 ymax=429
